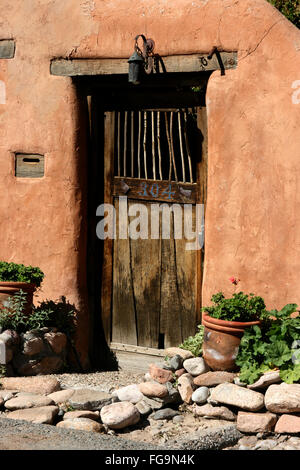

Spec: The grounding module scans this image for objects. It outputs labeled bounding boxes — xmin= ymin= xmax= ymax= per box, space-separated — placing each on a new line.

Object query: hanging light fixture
xmin=128 ymin=34 xmax=155 ymax=85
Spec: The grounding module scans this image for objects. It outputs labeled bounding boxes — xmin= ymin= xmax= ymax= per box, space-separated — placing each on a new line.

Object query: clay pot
xmin=0 ymin=282 xmax=36 ymax=315
xmin=202 ymin=313 xmax=261 ymax=371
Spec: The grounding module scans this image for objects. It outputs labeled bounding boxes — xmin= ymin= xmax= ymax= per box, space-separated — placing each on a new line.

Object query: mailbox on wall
xmin=15 ymin=154 xmax=45 ymax=178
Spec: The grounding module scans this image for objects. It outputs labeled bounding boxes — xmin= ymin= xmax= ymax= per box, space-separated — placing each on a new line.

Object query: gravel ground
xmin=49 ymin=370 xmax=146 ymax=393
xmin=0 ymin=417 xmax=164 ymax=450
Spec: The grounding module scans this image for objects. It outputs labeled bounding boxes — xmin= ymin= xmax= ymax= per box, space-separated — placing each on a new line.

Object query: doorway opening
xmin=78 ymin=72 xmax=208 ymax=369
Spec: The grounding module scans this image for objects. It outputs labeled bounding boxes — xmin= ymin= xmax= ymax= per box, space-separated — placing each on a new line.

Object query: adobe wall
xmin=0 ymin=0 xmax=299 ymax=365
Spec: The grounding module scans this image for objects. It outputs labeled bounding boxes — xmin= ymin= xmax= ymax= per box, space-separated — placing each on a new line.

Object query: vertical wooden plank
xmin=112 ymin=199 xmax=138 ymax=345
xmin=101 ymin=111 xmax=115 ymax=344
xmin=196 ymin=107 xmax=208 ymax=325
xmin=159 ymin=210 xmax=185 ymax=348
xmin=175 ymin=205 xmax=197 ymax=341
xmin=129 ymin=201 xmax=161 ymax=348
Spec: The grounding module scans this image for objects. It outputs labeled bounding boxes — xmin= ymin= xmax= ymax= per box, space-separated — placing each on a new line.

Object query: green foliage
xmin=202 ymin=291 xmax=266 ymax=322
xmin=0 ymin=290 xmax=51 ymax=332
xmin=235 ymin=303 xmax=300 ymax=384
xmin=35 ymin=297 xmax=76 ymax=337
xmin=0 ymin=291 xmax=76 ymax=336
xmin=268 ymin=0 xmax=300 ymax=28
xmin=0 ymin=261 xmax=44 ymax=287
xmin=179 ymin=324 xmax=204 ymax=356
xmin=0 ymin=365 xmax=8 ymax=378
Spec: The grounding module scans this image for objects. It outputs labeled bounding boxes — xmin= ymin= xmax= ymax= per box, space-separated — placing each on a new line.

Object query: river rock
xmin=274 ymin=415 xmax=300 ymax=434
xmin=169 ymin=355 xmax=184 ymax=371
xmin=63 ymin=410 xmax=99 ymax=421
xmin=5 ymin=406 xmax=59 ymax=424
xmin=57 ymin=418 xmax=103 ymax=432
xmin=175 ymin=368 xmax=186 ymax=378
xmin=265 ymin=383 xmax=300 ymax=413
xmin=15 ymin=356 xmax=63 ymax=376
xmin=164 ymin=347 xmax=194 ymax=360
xmin=149 ymin=364 xmax=174 ymax=384
xmin=44 ymin=332 xmax=67 ymax=354
xmin=0 ymin=377 xmax=61 ymax=395
xmin=0 ymin=390 xmax=16 ymax=401
xmin=193 ymin=403 xmax=236 ymax=421
xmin=47 ymin=389 xmax=75 ymax=404
xmin=68 ymin=389 xmax=115 ymax=411
xmin=234 ymin=377 xmax=247 ymax=387
xmin=113 ymin=384 xmax=144 ymax=404
xmin=135 ymin=400 xmax=152 ymax=416
xmin=139 ymin=382 xmax=168 ymax=398
xmin=152 ymin=408 xmax=180 ymax=420
xmin=183 ymin=357 xmax=209 ymax=376
xmin=177 ymin=374 xmax=194 ymax=404
xmin=22 ymin=337 xmax=45 ymax=356
xmin=164 ymin=382 xmax=181 ymax=404
xmin=191 ymin=386 xmax=210 ymax=404
xmin=100 ymin=402 xmax=140 ymax=429
xmin=247 ymin=370 xmax=281 ymax=390
xmin=237 ymin=411 xmax=278 ymax=433
xmin=140 ymin=396 xmax=164 ymax=410
xmin=194 ymin=371 xmax=236 ymax=387
xmin=210 ymin=383 xmax=265 ymax=411
xmin=5 ymin=394 xmax=55 ymax=410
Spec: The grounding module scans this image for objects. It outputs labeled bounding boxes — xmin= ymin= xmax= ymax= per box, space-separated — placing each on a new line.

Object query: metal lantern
xmin=128 ymin=50 xmax=144 ymax=85
xmin=128 ymin=35 xmax=155 ymax=85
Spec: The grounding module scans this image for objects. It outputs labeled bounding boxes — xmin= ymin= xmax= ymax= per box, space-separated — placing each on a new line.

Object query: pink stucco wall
xmin=0 ymin=0 xmax=299 ymax=365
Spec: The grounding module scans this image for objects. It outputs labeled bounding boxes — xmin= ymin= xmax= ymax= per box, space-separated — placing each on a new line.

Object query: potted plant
xmin=201 ymin=279 xmax=266 ymax=371
xmin=0 ymin=261 xmax=44 ymax=315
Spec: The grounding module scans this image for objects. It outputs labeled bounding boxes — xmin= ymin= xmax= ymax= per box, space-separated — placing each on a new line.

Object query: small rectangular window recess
xmin=15 ymin=153 xmax=45 ymax=178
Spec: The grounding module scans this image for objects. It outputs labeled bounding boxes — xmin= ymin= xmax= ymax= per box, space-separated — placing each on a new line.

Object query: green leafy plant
xmin=202 ymin=291 xmax=266 ymax=322
xmin=268 ymin=0 xmax=300 ymax=28
xmin=0 ymin=291 xmax=76 ymax=336
xmin=236 ymin=303 xmax=300 ymax=384
xmin=0 ymin=290 xmax=51 ymax=332
xmin=179 ymin=324 xmax=204 ymax=357
xmin=35 ymin=297 xmax=76 ymax=337
xmin=0 ymin=261 xmax=44 ymax=287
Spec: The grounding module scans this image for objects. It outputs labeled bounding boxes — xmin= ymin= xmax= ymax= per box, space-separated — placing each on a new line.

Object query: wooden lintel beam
xmin=0 ymin=40 xmax=15 ymax=59
xmin=50 ymin=52 xmax=237 ymax=77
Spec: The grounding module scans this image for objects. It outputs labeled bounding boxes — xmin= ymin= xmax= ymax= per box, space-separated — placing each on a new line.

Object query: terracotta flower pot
xmin=202 ymin=312 xmax=261 ymax=371
xmin=0 ymin=282 xmax=36 ymax=316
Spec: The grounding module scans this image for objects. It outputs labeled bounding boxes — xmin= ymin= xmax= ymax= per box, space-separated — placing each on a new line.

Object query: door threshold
xmin=110 ymin=342 xmax=166 ymax=373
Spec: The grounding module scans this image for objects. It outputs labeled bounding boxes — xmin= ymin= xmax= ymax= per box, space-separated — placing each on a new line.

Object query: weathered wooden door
xmin=102 ymin=107 xmax=205 ymax=350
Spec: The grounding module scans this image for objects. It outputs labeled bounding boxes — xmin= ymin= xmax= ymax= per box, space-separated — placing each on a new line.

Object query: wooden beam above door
xmin=50 ymin=52 xmax=237 ymax=76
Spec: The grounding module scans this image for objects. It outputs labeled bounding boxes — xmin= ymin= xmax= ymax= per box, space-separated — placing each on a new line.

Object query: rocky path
xmin=0 ymin=349 xmax=299 ymax=451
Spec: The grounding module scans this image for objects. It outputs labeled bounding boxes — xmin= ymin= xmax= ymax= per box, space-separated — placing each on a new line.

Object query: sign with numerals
xmin=113 ymin=177 xmax=197 ymax=203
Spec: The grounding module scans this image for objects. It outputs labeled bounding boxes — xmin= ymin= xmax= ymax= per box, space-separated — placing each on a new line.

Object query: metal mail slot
xmin=15 ymin=154 xmax=44 ymax=178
